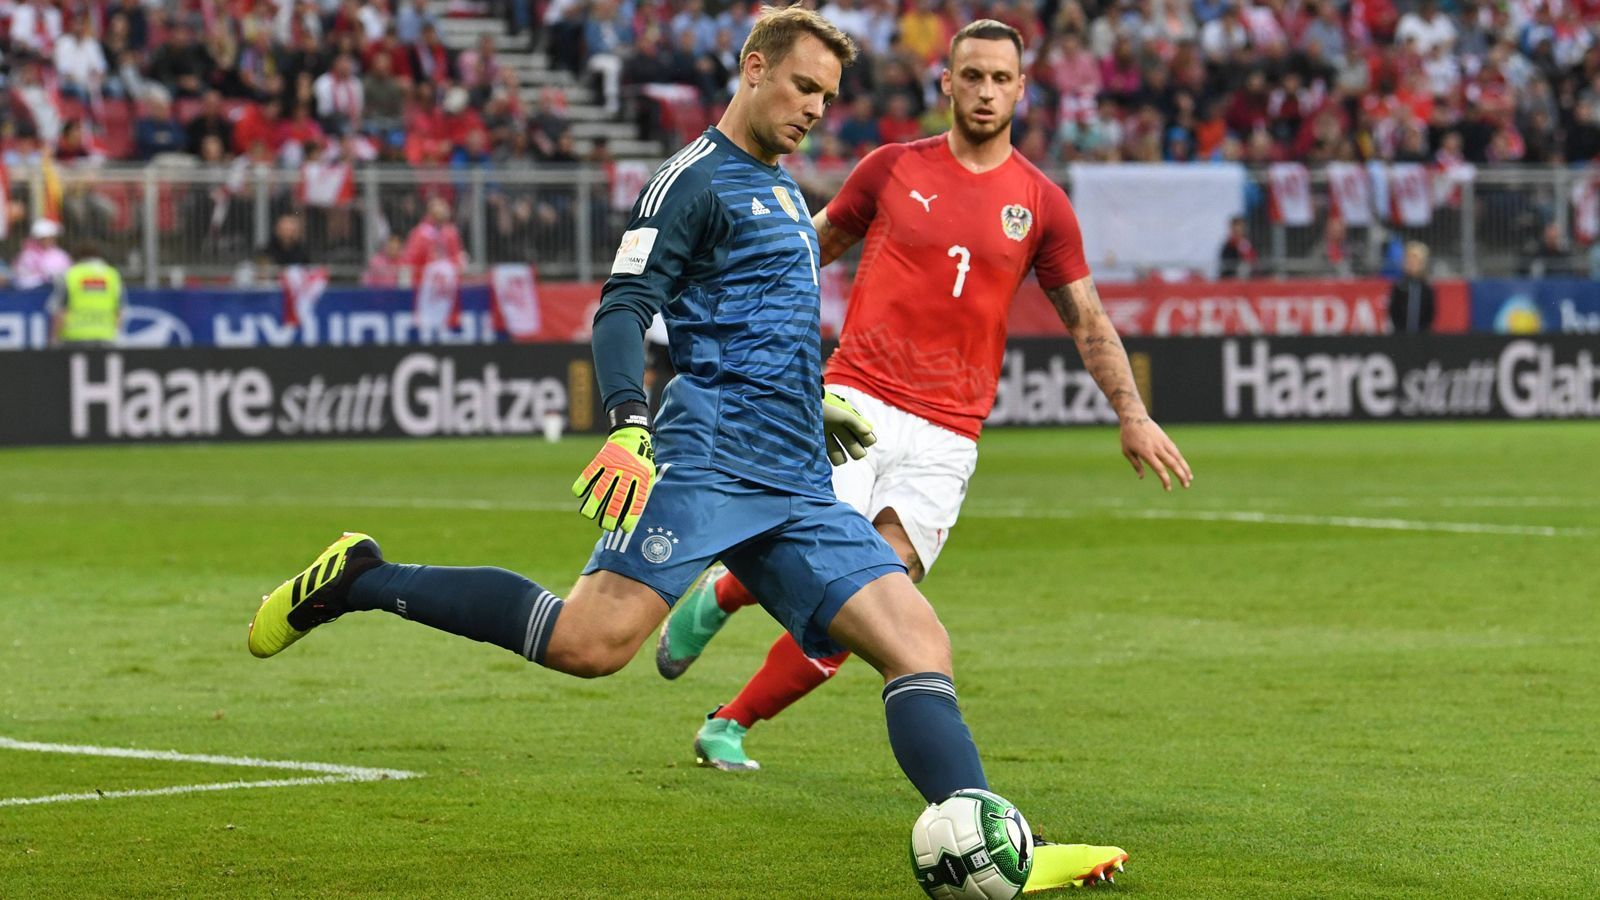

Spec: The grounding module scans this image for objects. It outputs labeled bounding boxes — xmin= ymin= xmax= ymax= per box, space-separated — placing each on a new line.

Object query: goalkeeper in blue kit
xmin=246 ymin=9 xmax=1123 ymax=884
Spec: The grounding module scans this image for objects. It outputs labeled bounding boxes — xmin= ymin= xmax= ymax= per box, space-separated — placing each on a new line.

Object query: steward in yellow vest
xmin=49 ymin=243 xmax=124 ymax=346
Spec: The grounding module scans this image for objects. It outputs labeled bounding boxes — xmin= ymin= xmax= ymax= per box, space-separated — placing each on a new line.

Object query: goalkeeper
xmin=248 ymin=7 xmax=1018 ymax=826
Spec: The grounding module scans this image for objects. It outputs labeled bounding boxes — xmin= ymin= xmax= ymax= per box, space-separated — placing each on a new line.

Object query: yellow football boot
xmin=248 ymin=532 xmax=383 ymax=658
xmin=1024 ymin=842 xmax=1128 ymax=891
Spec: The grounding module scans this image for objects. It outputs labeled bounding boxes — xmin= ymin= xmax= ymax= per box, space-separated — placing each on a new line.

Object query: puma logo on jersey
xmin=909 ymin=190 xmax=938 ymax=212
xmin=751 ymin=196 xmax=771 ymax=215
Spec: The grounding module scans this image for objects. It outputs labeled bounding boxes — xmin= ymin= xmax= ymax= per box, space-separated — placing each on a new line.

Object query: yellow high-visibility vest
xmin=59 ymin=259 xmax=123 ymax=343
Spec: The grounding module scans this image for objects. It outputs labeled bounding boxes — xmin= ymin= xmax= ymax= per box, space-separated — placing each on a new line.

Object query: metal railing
xmin=1225 ymin=165 xmax=1588 ymax=281
xmin=8 ymin=162 xmax=613 ymax=285
xmin=7 ymin=161 xmax=1594 ymax=284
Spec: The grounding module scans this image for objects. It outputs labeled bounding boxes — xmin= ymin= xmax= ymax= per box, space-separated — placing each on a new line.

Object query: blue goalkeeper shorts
xmin=582 ymin=463 xmax=904 ymax=657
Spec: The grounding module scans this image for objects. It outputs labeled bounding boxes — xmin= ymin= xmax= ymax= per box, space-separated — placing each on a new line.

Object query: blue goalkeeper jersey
xmin=594 ymin=127 xmax=830 ymax=498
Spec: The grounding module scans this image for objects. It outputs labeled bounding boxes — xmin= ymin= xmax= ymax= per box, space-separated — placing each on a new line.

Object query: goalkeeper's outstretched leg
xmin=248 ymin=529 xmax=672 ymax=678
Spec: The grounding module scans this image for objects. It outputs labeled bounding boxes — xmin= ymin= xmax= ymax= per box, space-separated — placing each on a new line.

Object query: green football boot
xmin=248 ymin=532 xmax=383 ymax=659
xmin=655 ymin=564 xmax=731 ymax=679
xmin=692 ymin=709 xmax=760 ymax=772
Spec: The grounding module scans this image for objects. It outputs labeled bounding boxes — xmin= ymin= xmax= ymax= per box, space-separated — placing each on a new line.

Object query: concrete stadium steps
xmin=569 ymin=121 xmax=647 ymax=142
xmin=435 ymin=17 xmax=506 ymax=37
xmin=578 ymin=137 xmax=667 ymax=156
xmin=425 ymin=5 xmax=663 ymax=157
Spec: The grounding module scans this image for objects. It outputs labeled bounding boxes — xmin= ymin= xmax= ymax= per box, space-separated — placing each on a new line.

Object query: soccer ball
xmin=909 ymin=789 xmax=1034 ymax=899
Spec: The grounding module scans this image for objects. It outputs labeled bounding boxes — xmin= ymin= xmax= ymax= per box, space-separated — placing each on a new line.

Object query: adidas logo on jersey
xmin=751 ymin=197 xmax=770 ymax=216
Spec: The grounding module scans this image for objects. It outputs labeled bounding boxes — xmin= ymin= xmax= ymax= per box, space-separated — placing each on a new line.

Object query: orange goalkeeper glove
xmin=572 ymin=420 xmax=655 ymax=533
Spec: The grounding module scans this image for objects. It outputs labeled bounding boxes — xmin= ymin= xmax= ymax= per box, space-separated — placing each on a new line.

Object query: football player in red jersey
xmin=656 ymin=19 xmax=1190 ymax=888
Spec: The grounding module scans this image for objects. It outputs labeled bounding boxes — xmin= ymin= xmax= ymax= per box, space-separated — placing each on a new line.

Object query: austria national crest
xmin=1000 ymin=204 xmax=1033 ymax=241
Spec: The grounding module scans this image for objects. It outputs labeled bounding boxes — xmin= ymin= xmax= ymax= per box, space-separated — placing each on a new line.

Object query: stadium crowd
xmin=0 ymin=0 xmax=1595 ymax=171
xmin=568 ymin=0 xmax=1600 ymax=171
xmin=0 ymin=0 xmax=585 ymax=168
xmin=0 ymin=0 xmax=1594 ymax=281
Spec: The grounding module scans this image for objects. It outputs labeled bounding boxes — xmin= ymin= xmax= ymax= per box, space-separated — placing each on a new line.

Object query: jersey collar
xmin=705 ymin=126 xmax=783 ymax=175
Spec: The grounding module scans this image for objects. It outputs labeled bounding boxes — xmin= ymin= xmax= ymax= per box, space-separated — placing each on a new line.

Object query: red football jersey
xmin=824 ymin=136 xmax=1090 ymax=439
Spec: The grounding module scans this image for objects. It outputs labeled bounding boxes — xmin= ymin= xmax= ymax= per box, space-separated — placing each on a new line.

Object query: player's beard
xmin=952 ymin=104 xmax=1013 ymax=148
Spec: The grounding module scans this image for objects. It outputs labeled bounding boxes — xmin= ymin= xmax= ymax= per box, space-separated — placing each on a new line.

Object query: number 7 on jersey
xmin=947 ymin=245 xmax=971 ymax=298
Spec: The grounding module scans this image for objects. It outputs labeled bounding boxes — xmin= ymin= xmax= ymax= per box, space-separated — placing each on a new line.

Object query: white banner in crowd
xmin=300 ymin=160 xmax=353 ymax=208
xmin=1388 ymin=164 xmax=1432 ymax=227
xmin=280 ymin=265 xmax=329 ymax=329
xmin=1070 ymin=163 xmax=1245 ymax=278
xmin=414 ymin=259 xmax=461 ymax=330
xmin=1267 ymin=163 xmax=1313 ymax=226
xmin=611 ymin=161 xmax=651 ymax=212
xmin=490 ymin=263 xmax=542 ymax=340
xmin=1326 ymin=162 xmax=1372 ymax=226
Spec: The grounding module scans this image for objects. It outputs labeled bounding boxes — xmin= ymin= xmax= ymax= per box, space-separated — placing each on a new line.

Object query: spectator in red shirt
xmin=402 ymin=197 xmax=467 ymax=271
xmin=1194 ymin=96 xmax=1229 ymax=157
xmin=364 ymin=28 xmax=416 ymax=83
xmin=1225 ymin=69 xmax=1273 ymax=135
xmin=362 ymin=234 xmax=409 ymax=286
xmin=274 ymin=102 xmax=325 ymax=160
xmin=441 ymin=86 xmax=486 ymax=151
xmin=876 ymin=94 xmax=923 ymax=144
xmin=1360 ymin=0 xmax=1401 ymax=44
xmin=232 ymin=97 xmax=284 ymax=155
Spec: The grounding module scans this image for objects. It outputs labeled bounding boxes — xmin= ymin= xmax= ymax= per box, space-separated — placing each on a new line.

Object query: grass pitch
xmin=1 ymin=422 xmax=1596 ymax=898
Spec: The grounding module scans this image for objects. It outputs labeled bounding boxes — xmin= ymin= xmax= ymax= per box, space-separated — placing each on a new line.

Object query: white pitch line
xmin=1107 ymin=508 xmax=1595 ymax=538
xmin=962 ymin=504 xmax=1592 ymax=537
xmin=0 ymin=737 xmax=420 ymax=808
xmin=1360 ymin=495 xmax=1599 ymax=509
xmin=0 ymin=737 xmax=418 ymax=777
xmin=0 ymin=776 xmax=381 ymax=808
xmin=6 ymin=491 xmax=572 ymax=514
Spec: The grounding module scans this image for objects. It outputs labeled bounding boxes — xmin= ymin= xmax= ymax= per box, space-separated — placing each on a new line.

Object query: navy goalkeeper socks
xmin=348 ymin=563 xmax=564 ymax=664
xmin=883 ymin=672 xmax=988 ymax=803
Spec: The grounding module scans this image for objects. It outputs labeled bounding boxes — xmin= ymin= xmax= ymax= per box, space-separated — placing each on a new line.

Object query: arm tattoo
xmin=812 ymin=211 xmax=863 ymax=267
xmin=1047 ymin=279 xmax=1148 ymax=421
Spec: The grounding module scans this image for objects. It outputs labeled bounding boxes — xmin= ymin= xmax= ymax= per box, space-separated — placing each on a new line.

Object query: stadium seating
xmin=11 ymin=0 xmax=1587 ymax=172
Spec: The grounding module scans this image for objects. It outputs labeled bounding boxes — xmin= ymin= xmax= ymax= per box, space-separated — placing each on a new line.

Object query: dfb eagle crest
xmin=1000 ymin=204 xmax=1033 ymax=241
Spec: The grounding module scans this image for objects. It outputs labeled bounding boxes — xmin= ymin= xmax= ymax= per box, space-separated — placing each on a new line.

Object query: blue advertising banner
xmin=1470 ymin=279 xmax=1600 ymax=335
xmin=0 ymin=285 xmax=503 ymax=350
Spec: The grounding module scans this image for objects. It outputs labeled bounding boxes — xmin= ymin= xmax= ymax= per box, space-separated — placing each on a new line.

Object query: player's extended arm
xmin=811 ymin=209 xmax=864 ymax=267
xmin=574 ymin=310 xmax=657 ymax=532
xmin=1047 ymin=276 xmax=1193 ymax=491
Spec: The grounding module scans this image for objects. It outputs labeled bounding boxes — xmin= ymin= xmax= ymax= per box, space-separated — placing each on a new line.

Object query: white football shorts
xmin=825 ymin=383 xmax=978 ymax=576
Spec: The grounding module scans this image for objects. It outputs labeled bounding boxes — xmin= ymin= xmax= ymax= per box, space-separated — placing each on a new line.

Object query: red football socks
xmin=714 ymin=571 xmax=760 ymax=613
xmin=716 ymin=632 xmax=852 ymax=728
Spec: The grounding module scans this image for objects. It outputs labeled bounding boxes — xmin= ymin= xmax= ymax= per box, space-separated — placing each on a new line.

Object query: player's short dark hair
xmin=949 ymin=19 xmax=1024 ymax=63
xmin=740 ymin=5 xmax=858 ymax=71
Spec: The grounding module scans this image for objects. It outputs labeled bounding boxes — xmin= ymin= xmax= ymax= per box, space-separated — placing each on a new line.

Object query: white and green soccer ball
xmin=909 ymin=789 xmax=1034 ymax=899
